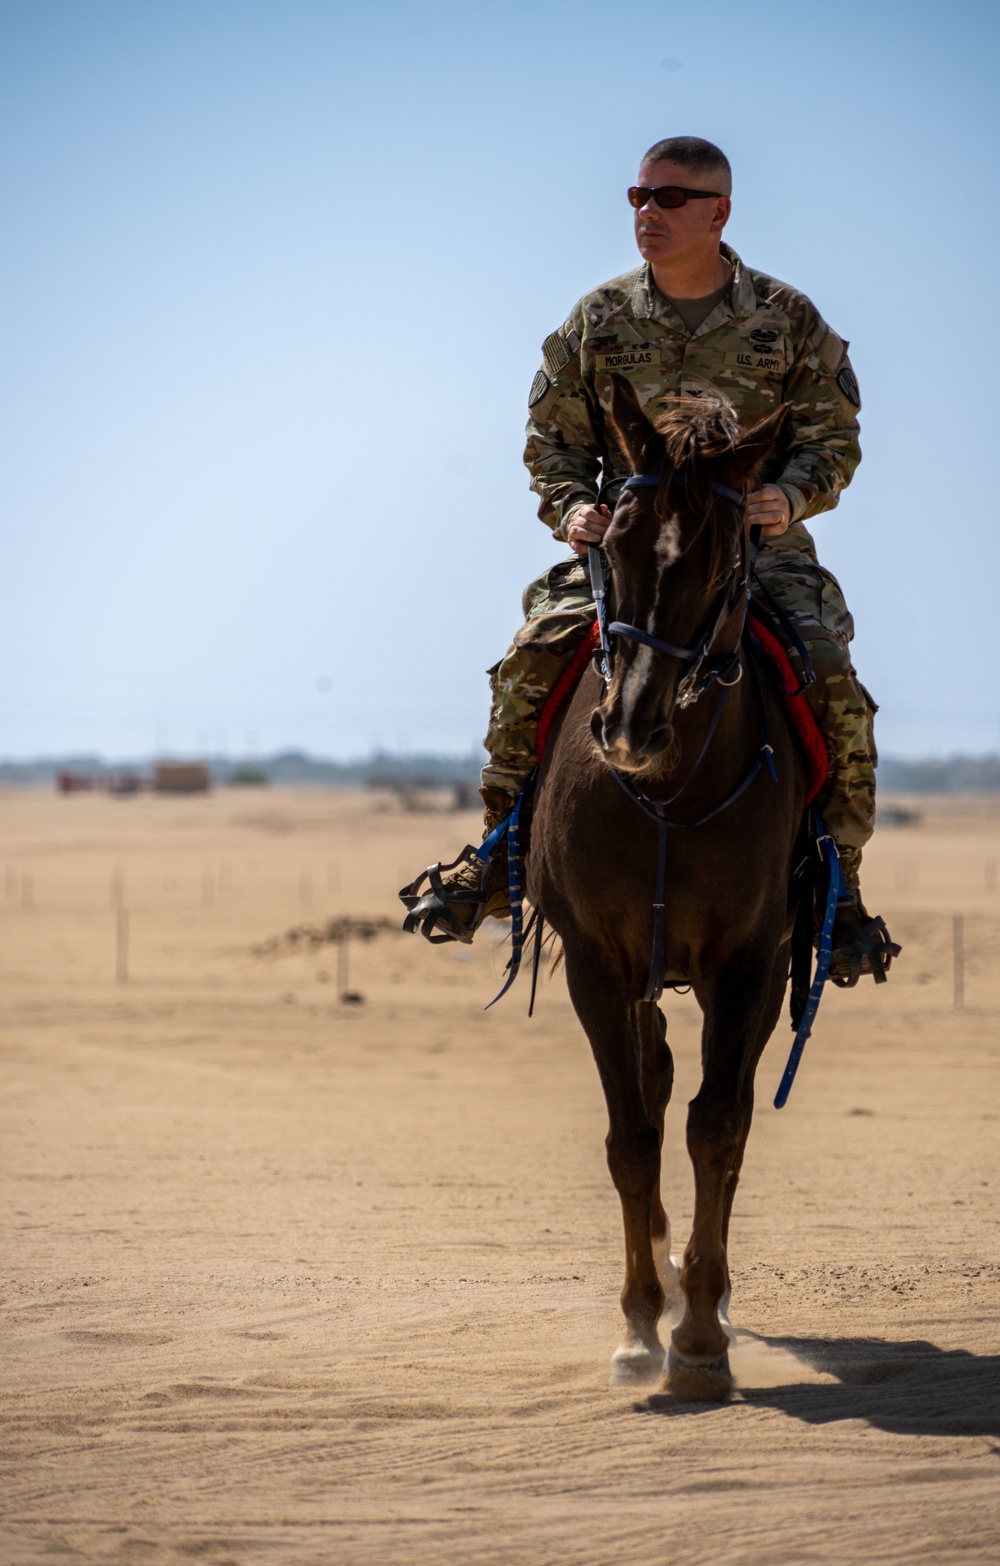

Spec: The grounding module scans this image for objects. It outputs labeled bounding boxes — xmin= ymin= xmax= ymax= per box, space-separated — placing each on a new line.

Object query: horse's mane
xmin=650 ymin=395 xmax=741 ymax=578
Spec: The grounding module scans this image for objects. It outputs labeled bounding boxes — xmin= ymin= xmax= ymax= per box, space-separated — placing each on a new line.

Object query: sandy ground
xmin=2 ymin=784 xmax=999 ymax=1565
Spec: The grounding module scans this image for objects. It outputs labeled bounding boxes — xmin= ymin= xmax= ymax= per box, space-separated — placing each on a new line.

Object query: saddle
xmin=536 ymin=614 xmax=897 ymax=1001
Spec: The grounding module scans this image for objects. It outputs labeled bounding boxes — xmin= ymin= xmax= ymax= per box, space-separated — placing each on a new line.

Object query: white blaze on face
xmin=655 ymin=512 xmax=682 ymax=570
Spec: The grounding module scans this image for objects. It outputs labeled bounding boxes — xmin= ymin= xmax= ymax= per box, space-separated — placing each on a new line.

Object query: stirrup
xmin=399 ymin=844 xmax=500 ymax=946
xmin=829 ymin=912 xmax=901 ymax=988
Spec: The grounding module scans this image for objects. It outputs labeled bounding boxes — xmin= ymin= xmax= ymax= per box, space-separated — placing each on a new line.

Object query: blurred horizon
xmin=3 ymin=0 xmax=999 ymax=762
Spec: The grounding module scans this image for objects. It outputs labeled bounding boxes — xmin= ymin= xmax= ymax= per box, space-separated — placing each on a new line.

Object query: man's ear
xmin=721 ymin=403 xmax=791 ymax=487
xmin=608 ymin=374 xmax=658 ymax=471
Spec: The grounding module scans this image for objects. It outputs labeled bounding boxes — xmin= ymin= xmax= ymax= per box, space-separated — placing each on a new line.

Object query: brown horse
xmin=526 ymin=378 xmax=806 ymax=1400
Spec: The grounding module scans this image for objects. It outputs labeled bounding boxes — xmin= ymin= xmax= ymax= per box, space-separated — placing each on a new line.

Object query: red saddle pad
xmin=535 ymin=614 xmax=829 ymax=805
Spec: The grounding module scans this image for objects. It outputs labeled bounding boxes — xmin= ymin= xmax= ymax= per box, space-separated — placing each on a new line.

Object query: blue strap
xmin=484 ymin=780 xmax=532 ymax=1010
xmin=474 ymin=813 xmax=510 ymax=863
xmin=773 ymin=811 xmax=843 ymax=1109
xmin=608 ymin=620 xmax=695 ymax=660
xmin=643 ymin=818 xmax=668 ymax=1002
xmin=621 ymin=475 xmax=744 ymax=506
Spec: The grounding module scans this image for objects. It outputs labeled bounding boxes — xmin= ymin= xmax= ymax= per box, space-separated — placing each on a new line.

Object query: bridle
xmin=587 ymin=469 xmax=776 ymax=1005
xmin=589 ymin=472 xmax=753 ymax=710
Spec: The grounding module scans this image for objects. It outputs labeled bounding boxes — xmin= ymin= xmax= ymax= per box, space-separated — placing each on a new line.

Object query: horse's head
xmin=592 ymin=375 xmax=789 ymax=774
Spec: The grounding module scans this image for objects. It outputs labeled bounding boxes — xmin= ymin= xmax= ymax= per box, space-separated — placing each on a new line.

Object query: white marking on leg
xmin=718 ymin=1287 xmax=736 ymax=1343
xmin=609 ymin=1338 xmax=665 ymax=1387
xmin=651 ymin=1223 xmax=683 ymax=1316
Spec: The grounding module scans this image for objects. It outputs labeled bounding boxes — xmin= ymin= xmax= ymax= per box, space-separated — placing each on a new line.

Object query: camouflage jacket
xmin=524 ymin=242 xmax=861 ymax=561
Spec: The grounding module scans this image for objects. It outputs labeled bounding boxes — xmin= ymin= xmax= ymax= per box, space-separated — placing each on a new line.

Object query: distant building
xmin=56 ymin=771 xmax=95 ymax=793
xmin=153 ymin=762 xmax=211 ymax=794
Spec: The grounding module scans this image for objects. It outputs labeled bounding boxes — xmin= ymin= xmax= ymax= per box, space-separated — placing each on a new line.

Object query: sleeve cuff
xmin=776 ymin=483 xmax=808 ymax=524
xmin=553 ymin=495 xmax=595 ymax=543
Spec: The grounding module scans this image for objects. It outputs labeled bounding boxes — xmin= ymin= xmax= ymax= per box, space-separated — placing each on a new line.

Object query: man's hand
xmin=567 ymin=502 xmax=612 ymax=555
xmin=747 ymin=485 xmax=791 ymax=538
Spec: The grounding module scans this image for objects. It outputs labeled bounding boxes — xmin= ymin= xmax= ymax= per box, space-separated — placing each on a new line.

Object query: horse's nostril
xmin=591 ymin=709 xmax=609 ymax=748
xmin=647 ymin=722 xmax=675 ymax=754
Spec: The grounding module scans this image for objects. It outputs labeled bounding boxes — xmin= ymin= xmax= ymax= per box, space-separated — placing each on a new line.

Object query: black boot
xmin=828 ymin=847 xmax=900 ymax=987
xmin=399 ymin=788 xmax=514 ymax=945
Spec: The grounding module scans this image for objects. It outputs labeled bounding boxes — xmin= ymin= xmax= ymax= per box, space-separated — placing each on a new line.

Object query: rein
xmin=592 ymin=471 xmax=777 ymax=1002
xmin=593 ymin=476 xmax=749 ymax=711
xmin=480 ymin=463 xmax=839 ymax=1110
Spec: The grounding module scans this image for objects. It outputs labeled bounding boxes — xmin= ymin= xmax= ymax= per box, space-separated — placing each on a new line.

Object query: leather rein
xmin=589 ymin=471 xmax=778 ymax=1002
xmin=590 ymin=472 xmax=750 ymax=707
xmin=490 ymin=472 xmax=838 ymax=1111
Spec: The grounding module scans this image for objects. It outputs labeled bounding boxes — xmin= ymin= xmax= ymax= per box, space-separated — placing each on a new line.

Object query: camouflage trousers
xmin=481 ymin=551 xmax=877 ymax=851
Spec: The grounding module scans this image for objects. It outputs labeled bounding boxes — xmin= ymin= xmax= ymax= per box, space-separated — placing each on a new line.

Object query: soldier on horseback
xmin=403 ymin=135 xmax=895 ymax=986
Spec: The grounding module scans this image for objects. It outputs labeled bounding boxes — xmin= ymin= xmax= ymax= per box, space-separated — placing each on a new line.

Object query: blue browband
xmin=620 ymin=474 xmax=744 ymax=506
xmin=599 ymin=472 xmax=750 ymax=696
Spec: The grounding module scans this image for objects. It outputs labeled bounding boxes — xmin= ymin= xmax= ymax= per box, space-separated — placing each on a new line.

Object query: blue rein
xmin=484 ymin=462 xmax=835 ymax=1109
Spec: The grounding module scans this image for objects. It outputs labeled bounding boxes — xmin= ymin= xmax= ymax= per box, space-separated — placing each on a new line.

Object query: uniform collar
xmin=631 ymin=241 xmax=757 ymax=328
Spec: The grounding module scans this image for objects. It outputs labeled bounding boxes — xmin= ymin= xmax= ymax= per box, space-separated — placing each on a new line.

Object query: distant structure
xmin=56 ymin=769 xmax=144 ymax=795
xmin=56 ymin=771 xmax=94 ymax=793
xmin=153 ymin=762 xmax=212 ymax=795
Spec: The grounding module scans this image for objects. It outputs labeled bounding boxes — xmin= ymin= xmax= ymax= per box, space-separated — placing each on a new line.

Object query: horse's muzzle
xmin=591 ymin=707 xmax=674 ymax=771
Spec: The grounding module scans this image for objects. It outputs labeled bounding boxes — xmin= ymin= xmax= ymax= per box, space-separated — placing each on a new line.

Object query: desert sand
xmin=2 ymin=784 xmax=999 ymax=1564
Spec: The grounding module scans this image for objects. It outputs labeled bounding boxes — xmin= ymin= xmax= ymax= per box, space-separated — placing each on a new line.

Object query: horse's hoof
xmin=665 ymin=1345 xmax=733 ymax=1402
xmin=609 ymin=1343 xmax=665 ymax=1388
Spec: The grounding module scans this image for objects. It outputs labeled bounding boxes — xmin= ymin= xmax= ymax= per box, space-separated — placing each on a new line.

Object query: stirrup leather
xmin=399 ymin=842 xmax=503 ymax=946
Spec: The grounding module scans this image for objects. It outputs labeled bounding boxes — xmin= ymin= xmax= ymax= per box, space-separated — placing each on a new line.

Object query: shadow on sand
xmin=640 ymin=1334 xmax=1000 ymax=1439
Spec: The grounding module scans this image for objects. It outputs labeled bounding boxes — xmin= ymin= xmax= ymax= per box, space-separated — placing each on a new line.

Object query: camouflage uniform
xmin=482 ymin=242 xmax=876 ymax=856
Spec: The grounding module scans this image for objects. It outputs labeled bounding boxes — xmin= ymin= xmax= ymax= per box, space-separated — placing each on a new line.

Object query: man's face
xmin=632 ymin=158 xmax=731 ymax=269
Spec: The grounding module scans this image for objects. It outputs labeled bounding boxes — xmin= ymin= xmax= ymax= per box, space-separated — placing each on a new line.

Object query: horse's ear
xmin=608 ymin=373 xmax=657 ymax=470
xmin=722 ymin=403 xmax=791 ymax=486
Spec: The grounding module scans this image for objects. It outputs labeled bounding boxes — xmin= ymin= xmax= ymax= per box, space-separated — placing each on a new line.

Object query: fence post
xmin=116 ymin=908 xmax=129 ymax=983
xmin=338 ymin=933 xmax=349 ymax=1001
xmin=952 ymin=913 xmax=964 ymax=1012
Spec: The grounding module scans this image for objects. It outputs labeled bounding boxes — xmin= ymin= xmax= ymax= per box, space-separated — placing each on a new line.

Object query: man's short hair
xmin=641 ymin=136 xmax=732 ymax=195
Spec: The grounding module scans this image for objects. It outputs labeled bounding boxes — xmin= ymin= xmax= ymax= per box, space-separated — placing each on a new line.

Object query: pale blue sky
xmin=2 ymin=0 xmax=998 ymax=760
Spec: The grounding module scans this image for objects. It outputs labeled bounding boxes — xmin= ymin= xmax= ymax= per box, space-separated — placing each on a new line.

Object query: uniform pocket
xmin=819 ymin=569 xmax=855 ymax=646
xmin=521 ymin=557 xmax=588 ymax=619
xmin=858 ymin=681 xmax=879 ymax=766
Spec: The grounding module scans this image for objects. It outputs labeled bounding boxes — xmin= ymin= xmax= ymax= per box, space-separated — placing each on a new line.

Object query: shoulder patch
xmin=542 ymin=331 xmax=570 ymax=376
xmin=529 ymin=369 xmax=551 ymax=408
xmin=836 ymin=365 xmax=861 ymax=407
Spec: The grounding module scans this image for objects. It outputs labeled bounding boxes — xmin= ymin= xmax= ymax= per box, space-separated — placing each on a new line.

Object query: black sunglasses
xmin=627 ymin=184 xmax=724 ymax=210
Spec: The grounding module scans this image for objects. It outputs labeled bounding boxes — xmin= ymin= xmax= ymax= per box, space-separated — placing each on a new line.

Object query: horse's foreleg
xmin=638 ymin=1000 xmax=681 ymax=1314
xmin=565 ymin=949 xmax=673 ymax=1384
xmin=669 ymin=948 xmax=785 ymax=1399
xmin=719 ymin=949 xmax=789 ymax=1278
